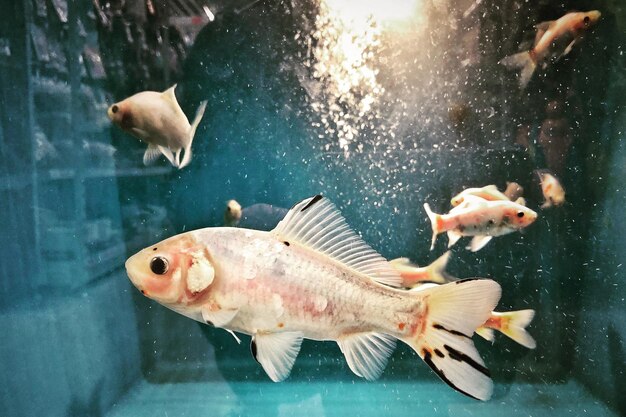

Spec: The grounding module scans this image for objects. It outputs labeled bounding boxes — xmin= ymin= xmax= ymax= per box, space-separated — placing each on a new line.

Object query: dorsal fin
xmin=162 ymin=84 xmax=179 ymax=106
xmin=271 ymin=195 xmax=402 ymax=287
xmin=161 ymin=84 xmax=187 ymax=120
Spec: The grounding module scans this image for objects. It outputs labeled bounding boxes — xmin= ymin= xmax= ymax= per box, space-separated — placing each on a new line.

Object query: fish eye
xmin=111 ymin=105 xmax=119 ymax=114
xmin=583 ymin=16 xmax=590 ymax=25
xmin=150 ymin=256 xmax=169 ymax=275
xmin=517 ymin=211 xmax=525 ymax=218
xmin=226 ymin=206 xmax=231 ymax=212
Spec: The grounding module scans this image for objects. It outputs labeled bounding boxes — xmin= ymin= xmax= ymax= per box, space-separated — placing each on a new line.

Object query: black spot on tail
xmin=422 ymin=349 xmax=482 ymax=401
xmin=444 ymin=344 xmax=491 ymax=377
xmin=301 ymin=195 xmax=323 ymax=212
xmin=454 ymin=278 xmax=480 ymax=284
xmin=250 ymin=339 xmax=260 ymax=364
xmin=433 ymin=323 xmax=472 ymax=339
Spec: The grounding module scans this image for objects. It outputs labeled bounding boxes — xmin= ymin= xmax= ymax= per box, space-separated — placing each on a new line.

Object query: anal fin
xmin=158 ymin=145 xmax=177 ymax=167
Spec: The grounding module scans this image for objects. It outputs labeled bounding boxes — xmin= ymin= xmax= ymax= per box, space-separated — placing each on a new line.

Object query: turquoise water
xmin=1 ymin=0 xmax=625 ymax=416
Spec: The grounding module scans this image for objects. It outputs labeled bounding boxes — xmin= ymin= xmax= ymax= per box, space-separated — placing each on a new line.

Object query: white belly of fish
xmin=193 ymin=228 xmax=418 ymax=341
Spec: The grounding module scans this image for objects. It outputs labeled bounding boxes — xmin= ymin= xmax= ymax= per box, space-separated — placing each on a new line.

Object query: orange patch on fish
xmin=278 ymin=323 xmax=284 ymax=328
xmin=398 ymin=322 xmax=406 ymax=331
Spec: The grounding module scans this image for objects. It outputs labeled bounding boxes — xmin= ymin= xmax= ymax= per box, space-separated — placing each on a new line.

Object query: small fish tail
xmin=423 ymin=203 xmax=441 ymax=251
xmin=405 ymin=279 xmax=501 ymax=400
xmin=475 ymin=326 xmax=495 ymax=343
xmin=426 ymin=251 xmax=453 ymax=284
xmin=495 ymin=310 xmax=536 ymax=349
xmin=180 ymin=100 xmax=208 ymax=169
xmin=499 ymin=51 xmax=536 ymax=90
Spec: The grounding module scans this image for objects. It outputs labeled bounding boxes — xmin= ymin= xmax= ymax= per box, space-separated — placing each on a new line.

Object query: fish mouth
xmin=125 ymin=253 xmax=147 ymax=292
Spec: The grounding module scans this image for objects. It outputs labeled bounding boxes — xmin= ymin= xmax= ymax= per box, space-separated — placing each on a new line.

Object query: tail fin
xmin=404 ymin=279 xmax=501 ymax=400
xmin=499 ymin=51 xmax=536 ymax=90
xmin=493 ymin=310 xmax=536 ymax=349
xmin=475 ymin=326 xmax=495 ymax=343
xmin=180 ymin=100 xmax=208 ymax=169
xmin=423 ymin=203 xmax=440 ymax=251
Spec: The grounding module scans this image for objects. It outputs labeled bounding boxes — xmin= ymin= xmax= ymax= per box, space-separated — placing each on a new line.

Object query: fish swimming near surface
xmin=224 ymin=200 xmax=289 ymax=231
xmin=107 ymin=84 xmax=207 ymax=169
xmin=126 ymin=195 xmax=502 ymax=400
xmin=536 ymin=170 xmax=566 ymax=208
xmin=451 ymin=185 xmax=512 ymax=207
xmin=424 ymin=196 xmax=537 ymax=252
xmin=412 ymin=284 xmax=535 ymax=349
xmin=224 ymin=200 xmax=243 ymax=227
xmin=389 ymin=251 xmax=453 ymax=285
xmin=499 ymin=11 xmax=601 ymax=89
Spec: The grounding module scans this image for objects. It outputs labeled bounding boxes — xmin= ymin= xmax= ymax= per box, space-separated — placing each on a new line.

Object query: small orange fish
xmin=224 ymin=200 xmax=243 ymax=227
xmin=500 ymin=11 xmax=601 ymax=89
xmin=475 ymin=310 xmax=536 ymax=349
xmin=537 ymin=170 xmax=566 ymax=208
xmin=389 ymin=251 xmax=453 ymax=285
xmin=108 ymin=84 xmax=207 ymax=169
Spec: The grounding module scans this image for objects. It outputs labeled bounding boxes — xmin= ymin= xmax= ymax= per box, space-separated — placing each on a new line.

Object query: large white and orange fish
xmin=108 ymin=84 xmax=207 ymax=169
xmin=500 ymin=10 xmax=601 ymax=89
xmin=424 ymin=197 xmax=537 ymax=252
xmin=126 ymin=195 xmax=502 ymax=400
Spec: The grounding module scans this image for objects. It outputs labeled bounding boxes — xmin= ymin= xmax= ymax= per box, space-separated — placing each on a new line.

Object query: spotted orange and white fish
xmin=424 ymin=196 xmax=537 ymax=252
xmin=126 ymin=195 xmax=502 ymax=400
xmin=108 ymin=84 xmax=207 ymax=169
xmin=500 ymin=11 xmax=601 ymax=89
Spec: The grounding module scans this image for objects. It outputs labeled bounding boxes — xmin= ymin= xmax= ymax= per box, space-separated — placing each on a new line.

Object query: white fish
xmin=224 ymin=200 xmax=243 ymax=227
xmin=537 ymin=170 xmax=566 ymax=208
xmin=499 ymin=11 xmax=601 ymax=89
xmin=107 ymin=84 xmax=207 ymax=169
xmin=126 ymin=195 xmax=502 ymax=400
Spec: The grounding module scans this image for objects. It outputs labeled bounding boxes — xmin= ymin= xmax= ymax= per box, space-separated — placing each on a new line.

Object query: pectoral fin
xmin=131 ymin=127 xmax=152 ymax=141
xmin=201 ymin=307 xmax=239 ymax=328
xmin=251 ymin=331 xmax=304 ymax=382
xmin=447 ymin=230 xmax=463 ymax=248
xmin=468 ymin=235 xmax=493 ymax=252
xmin=561 ymin=39 xmax=578 ymax=59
